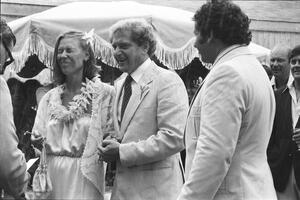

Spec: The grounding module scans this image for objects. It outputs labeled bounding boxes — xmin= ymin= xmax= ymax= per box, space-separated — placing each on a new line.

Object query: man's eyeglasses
xmin=290 ymin=58 xmax=300 ymax=66
xmin=1 ymin=39 xmax=14 ymax=68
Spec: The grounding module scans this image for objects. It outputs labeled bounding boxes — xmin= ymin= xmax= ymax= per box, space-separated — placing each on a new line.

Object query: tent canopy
xmin=8 ymin=1 xmax=270 ymax=72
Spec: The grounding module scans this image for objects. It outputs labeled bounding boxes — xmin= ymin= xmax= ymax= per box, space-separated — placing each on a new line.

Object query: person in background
xmin=0 ymin=18 xmax=29 ymax=199
xmin=98 ymin=18 xmax=189 ymax=200
xmin=31 ymin=31 xmax=115 ymax=200
xmin=177 ymin=1 xmax=277 ymax=199
xmin=270 ymin=44 xmax=293 ymax=90
xmin=263 ymin=64 xmax=273 ymax=80
xmin=267 ymin=45 xmax=300 ymax=200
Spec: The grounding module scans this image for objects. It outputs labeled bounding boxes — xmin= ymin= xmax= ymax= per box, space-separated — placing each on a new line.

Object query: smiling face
xmin=270 ymin=46 xmax=290 ymax=81
xmin=57 ymin=37 xmax=89 ymax=77
xmin=111 ymin=30 xmax=148 ymax=74
xmin=291 ymin=55 xmax=300 ymax=80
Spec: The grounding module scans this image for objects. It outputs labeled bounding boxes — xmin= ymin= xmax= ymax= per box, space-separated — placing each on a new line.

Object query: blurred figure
xmin=268 ymin=45 xmax=300 ymax=200
xmin=99 ymin=18 xmax=189 ymax=200
xmin=31 ymin=31 xmax=115 ymax=200
xmin=270 ymin=44 xmax=293 ymax=90
xmin=0 ymin=18 xmax=29 ymax=199
xmin=263 ymin=64 xmax=273 ymax=80
xmin=178 ymin=1 xmax=277 ymax=200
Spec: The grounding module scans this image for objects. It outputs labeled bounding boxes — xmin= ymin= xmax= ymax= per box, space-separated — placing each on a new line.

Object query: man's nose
xmin=271 ymin=60 xmax=279 ymax=67
xmin=114 ymin=47 xmax=122 ymax=55
xmin=60 ymin=50 xmax=67 ymax=57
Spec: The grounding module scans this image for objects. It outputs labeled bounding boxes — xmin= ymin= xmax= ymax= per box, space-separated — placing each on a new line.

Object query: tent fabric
xmin=8 ymin=1 xmax=269 ymax=72
xmin=9 ymin=1 xmax=197 ymax=71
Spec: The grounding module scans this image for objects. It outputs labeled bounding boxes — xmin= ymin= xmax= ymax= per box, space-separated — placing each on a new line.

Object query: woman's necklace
xmin=49 ymin=79 xmax=95 ymax=122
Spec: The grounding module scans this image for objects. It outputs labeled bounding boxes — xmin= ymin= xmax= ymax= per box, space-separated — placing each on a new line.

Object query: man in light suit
xmin=98 ymin=18 xmax=189 ymax=200
xmin=0 ymin=18 xmax=29 ymax=199
xmin=177 ymin=1 xmax=277 ymax=200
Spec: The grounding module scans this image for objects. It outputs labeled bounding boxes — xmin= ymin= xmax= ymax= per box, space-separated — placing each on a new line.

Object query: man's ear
xmin=142 ymin=43 xmax=150 ymax=54
xmin=206 ymin=31 xmax=214 ymax=44
xmin=85 ymin=52 xmax=90 ymax=61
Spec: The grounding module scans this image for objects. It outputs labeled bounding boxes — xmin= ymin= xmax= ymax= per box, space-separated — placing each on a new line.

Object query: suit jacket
xmin=111 ymin=61 xmax=189 ymax=200
xmin=0 ymin=76 xmax=28 ymax=198
xmin=267 ymin=86 xmax=300 ymax=192
xmin=178 ymin=46 xmax=277 ymax=200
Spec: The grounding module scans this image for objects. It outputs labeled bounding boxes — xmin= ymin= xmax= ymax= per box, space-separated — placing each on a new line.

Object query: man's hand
xmin=293 ymin=130 xmax=300 ymax=151
xmin=98 ymin=139 xmax=120 ymax=162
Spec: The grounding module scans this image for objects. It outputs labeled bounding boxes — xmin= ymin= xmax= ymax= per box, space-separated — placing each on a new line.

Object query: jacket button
xmin=288 ymin=153 xmax=292 ymax=157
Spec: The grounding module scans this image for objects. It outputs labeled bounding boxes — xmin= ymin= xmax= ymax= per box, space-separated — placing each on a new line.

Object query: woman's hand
xmin=30 ymin=131 xmax=44 ymax=151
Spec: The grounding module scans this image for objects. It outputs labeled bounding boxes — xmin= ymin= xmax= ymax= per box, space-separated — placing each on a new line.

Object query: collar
xmin=129 ymin=58 xmax=151 ymax=84
xmin=271 ymin=73 xmax=293 ymax=91
xmin=212 ymin=44 xmax=244 ymax=68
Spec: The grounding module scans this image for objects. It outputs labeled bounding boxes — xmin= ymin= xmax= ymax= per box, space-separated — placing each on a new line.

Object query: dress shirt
xmin=288 ymin=81 xmax=300 ymax=128
xmin=117 ymin=58 xmax=151 ymax=122
xmin=271 ymin=73 xmax=293 ymax=91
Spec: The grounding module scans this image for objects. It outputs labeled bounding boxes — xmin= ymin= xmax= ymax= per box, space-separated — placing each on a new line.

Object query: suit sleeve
xmin=178 ymin=65 xmax=246 ymax=200
xmin=119 ymin=71 xmax=189 ymax=166
xmin=0 ymin=78 xmax=29 ymax=198
xmin=267 ymin=91 xmax=280 ymax=164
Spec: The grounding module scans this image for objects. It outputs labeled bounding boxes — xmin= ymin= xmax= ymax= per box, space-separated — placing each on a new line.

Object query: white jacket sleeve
xmin=0 ymin=77 xmax=29 ymax=198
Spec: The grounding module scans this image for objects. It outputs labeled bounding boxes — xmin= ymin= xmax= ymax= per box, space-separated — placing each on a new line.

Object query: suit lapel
xmin=120 ymin=63 xmax=156 ymax=137
xmin=113 ymin=74 xmax=127 ymax=133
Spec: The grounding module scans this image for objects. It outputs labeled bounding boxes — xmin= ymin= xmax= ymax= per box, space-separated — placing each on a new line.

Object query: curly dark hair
xmin=52 ymin=31 xmax=100 ymax=85
xmin=0 ymin=18 xmax=16 ymax=46
xmin=289 ymin=45 xmax=300 ymax=62
xmin=193 ymin=0 xmax=252 ymax=46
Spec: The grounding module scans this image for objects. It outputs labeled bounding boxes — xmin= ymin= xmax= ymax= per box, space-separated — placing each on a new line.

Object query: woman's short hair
xmin=289 ymin=45 xmax=300 ymax=62
xmin=109 ymin=18 xmax=157 ymax=57
xmin=0 ymin=18 xmax=16 ymax=47
xmin=52 ymin=31 xmax=99 ymax=85
xmin=193 ymin=0 xmax=252 ymax=46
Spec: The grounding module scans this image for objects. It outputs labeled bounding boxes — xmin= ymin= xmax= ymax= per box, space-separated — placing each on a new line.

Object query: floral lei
xmin=49 ymin=78 xmax=96 ymax=122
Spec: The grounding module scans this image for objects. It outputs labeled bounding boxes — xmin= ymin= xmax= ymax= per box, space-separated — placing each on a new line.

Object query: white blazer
xmin=179 ymin=46 xmax=277 ymax=200
xmin=111 ymin=62 xmax=189 ymax=200
xmin=0 ymin=76 xmax=28 ymax=198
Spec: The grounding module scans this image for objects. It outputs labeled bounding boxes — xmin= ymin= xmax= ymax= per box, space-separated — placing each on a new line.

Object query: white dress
xmin=32 ymin=79 xmax=115 ymax=200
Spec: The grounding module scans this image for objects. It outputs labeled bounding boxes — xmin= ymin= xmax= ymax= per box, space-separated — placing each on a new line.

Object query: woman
xmin=31 ymin=31 xmax=115 ymax=200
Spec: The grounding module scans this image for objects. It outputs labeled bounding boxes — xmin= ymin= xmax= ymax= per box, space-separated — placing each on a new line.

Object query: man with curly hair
xmin=177 ymin=1 xmax=277 ymax=199
xmin=99 ymin=18 xmax=189 ymax=200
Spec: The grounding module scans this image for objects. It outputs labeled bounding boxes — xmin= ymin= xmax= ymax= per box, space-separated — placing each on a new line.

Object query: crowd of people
xmin=0 ymin=0 xmax=300 ymax=200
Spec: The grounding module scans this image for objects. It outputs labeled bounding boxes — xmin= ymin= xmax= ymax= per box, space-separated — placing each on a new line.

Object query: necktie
xmin=121 ymin=75 xmax=132 ymax=121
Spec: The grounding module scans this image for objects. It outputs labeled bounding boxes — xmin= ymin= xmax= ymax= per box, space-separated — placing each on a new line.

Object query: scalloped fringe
xmin=155 ymin=37 xmax=198 ymax=70
xmin=13 ymin=34 xmax=54 ymax=72
xmin=12 ymin=33 xmax=198 ymax=72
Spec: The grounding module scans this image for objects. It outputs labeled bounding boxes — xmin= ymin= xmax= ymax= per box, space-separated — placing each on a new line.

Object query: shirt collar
xmin=271 ymin=73 xmax=294 ymax=91
xmin=130 ymin=58 xmax=151 ymax=84
xmin=212 ymin=44 xmax=242 ymax=68
xmin=287 ymin=77 xmax=295 ymax=89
